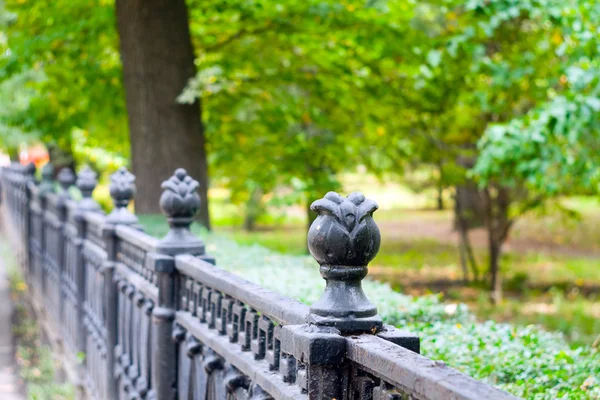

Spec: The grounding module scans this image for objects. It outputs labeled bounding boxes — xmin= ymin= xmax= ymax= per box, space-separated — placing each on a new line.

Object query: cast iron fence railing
xmin=0 ymin=162 xmax=518 ymax=400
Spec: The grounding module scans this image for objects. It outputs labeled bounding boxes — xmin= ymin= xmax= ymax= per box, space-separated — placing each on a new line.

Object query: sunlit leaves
xmin=0 ymin=0 xmax=127 ymax=166
xmin=183 ymin=0 xmax=418 ymax=207
xmin=474 ymin=0 xmax=600 ymax=200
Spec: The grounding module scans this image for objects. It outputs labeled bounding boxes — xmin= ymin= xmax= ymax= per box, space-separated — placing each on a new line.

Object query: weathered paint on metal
xmin=0 ymin=164 xmax=520 ymax=400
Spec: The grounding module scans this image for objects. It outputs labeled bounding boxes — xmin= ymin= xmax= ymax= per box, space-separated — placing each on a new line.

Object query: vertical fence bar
xmin=56 ymin=168 xmax=75 ymax=335
xmin=72 ymin=211 xmax=87 ymax=398
xmin=39 ymin=187 xmax=48 ymax=302
xmin=23 ymin=163 xmax=36 ymax=280
xmin=74 ymin=167 xmax=102 ymax=396
xmin=102 ymin=167 xmax=139 ymax=399
xmin=14 ymin=164 xmax=35 ymax=271
xmin=34 ymin=163 xmax=53 ymax=301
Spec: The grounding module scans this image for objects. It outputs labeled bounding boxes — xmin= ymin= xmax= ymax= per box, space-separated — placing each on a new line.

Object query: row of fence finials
xmin=2 ymin=162 xmax=396 ymax=399
xmin=0 ymin=162 xmax=518 ymax=400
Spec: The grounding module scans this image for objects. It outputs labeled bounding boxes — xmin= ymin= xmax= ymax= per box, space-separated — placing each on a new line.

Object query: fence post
xmin=56 ymin=167 xmax=75 ymax=333
xmin=306 ymin=192 xmax=382 ymax=332
xmin=37 ymin=164 xmax=54 ymax=299
xmin=282 ymin=191 xmax=419 ymax=399
xmin=38 ymin=163 xmax=55 ymax=197
xmin=76 ymin=167 xmax=101 ymax=214
xmin=102 ymin=167 xmax=139 ymax=399
xmin=74 ymin=168 xmax=101 ymax=378
xmin=148 ymin=168 xmax=209 ymax=400
xmin=23 ymin=163 xmax=36 ymax=274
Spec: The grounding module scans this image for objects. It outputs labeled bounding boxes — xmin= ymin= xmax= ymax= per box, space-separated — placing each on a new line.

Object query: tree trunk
xmin=115 ymin=0 xmax=210 ymax=229
xmin=47 ymin=143 xmax=76 ymax=173
xmin=436 ymin=161 xmax=444 ymax=210
xmin=244 ymin=187 xmax=263 ymax=232
xmin=244 ymin=213 xmax=256 ymax=232
xmin=483 ymin=185 xmax=512 ymax=305
xmin=454 ymin=186 xmax=482 ymax=282
xmin=437 ymin=184 xmax=444 ymax=210
xmin=464 ymin=231 xmax=479 ymax=281
xmin=488 ymin=238 xmax=502 ymax=304
xmin=458 ymin=225 xmax=480 ymax=283
xmin=458 ymin=234 xmax=469 ymax=283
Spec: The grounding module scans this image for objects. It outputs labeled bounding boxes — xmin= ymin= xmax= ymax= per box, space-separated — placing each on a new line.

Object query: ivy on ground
xmin=200 ymin=232 xmax=600 ymax=400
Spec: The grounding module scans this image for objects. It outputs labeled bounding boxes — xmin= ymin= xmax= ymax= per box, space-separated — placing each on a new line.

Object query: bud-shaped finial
xmin=156 ymin=168 xmax=204 ymax=255
xmin=38 ymin=163 xmax=55 ymax=197
xmin=76 ymin=167 xmax=100 ymax=212
xmin=106 ymin=167 xmax=138 ymax=225
xmin=160 ymin=168 xmax=200 ymax=227
xmin=57 ymin=167 xmax=75 ymax=199
xmin=24 ymin=162 xmax=36 ymax=176
xmin=307 ymin=191 xmax=382 ymax=334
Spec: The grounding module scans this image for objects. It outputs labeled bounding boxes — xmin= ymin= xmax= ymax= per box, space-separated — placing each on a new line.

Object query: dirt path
xmin=377 ymin=210 xmax=600 ymax=258
xmin=0 ymin=256 xmax=24 ymax=399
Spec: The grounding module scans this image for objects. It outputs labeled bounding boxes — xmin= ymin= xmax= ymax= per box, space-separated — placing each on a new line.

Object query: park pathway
xmin=0 ymin=255 xmax=24 ymax=400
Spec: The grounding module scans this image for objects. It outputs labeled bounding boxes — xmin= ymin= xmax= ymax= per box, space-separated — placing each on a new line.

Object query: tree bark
xmin=48 ymin=143 xmax=76 ymax=173
xmin=455 ymin=190 xmax=480 ymax=282
xmin=483 ymin=185 xmax=512 ymax=305
xmin=436 ymin=162 xmax=444 ymax=210
xmin=436 ymin=184 xmax=444 ymax=210
xmin=115 ymin=0 xmax=210 ymax=228
xmin=488 ymin=237 xmax=503 ymax=304
xmin=244 ymin=187 xmax=263 ymax=232
xmin=458 ymin=234 xmax=469 ymax=283
xmin=464 ymin=230 xmax=479 ymax=281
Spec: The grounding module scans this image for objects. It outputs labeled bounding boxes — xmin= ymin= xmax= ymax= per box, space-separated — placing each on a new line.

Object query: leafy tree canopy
xmin=474 ymin=0 xmax=600 ymax=199
xmin=0 ymin=0 xmax=128 ymax=168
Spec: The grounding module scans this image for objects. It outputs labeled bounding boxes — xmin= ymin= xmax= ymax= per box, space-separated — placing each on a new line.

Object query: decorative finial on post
xmin=38 ymin=163 xmax=55 ymax=197
xmin=156 ymin=168 xmax=205 ymax=255
xmin=106 ymin=167 xmax=138 ymax=225
xmin=57 ymin=167 xmax=75 ymax=199
xmin=76 ymin=167 xmax=101 ymax=212
xmin=24 ymin=162 xmax=36 ymax=176
xmin=307 ymin=191 xmax=382 ymax=334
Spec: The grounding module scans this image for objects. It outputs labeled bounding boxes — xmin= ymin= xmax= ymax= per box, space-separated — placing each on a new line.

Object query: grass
xmin=472 ymin=291 xmax=600 ymax=346
xmin=184 ymin=219 xmax=600 ymax=286
xmin=138 ymin=179 xmax=600 ymax=350
xmin=139 ymin=211 xmax=600 ymax=347
xmin=134 ymin=219 xmax=600 ymax=399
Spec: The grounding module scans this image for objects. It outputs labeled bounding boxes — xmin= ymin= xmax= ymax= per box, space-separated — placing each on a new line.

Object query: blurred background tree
xmin=0 ymin=0 xmax=599 ymax=304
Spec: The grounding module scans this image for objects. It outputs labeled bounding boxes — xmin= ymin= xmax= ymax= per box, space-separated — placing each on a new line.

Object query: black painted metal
xmin=307 ymin=192 xmax=382 ymax=334
xmin=0 ymin=163 xmax=519 ymax=400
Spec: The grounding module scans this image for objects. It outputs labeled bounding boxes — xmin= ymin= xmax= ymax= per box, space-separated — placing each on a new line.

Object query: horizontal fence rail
xmin=0 ymin=163 xmax=518 ymax=400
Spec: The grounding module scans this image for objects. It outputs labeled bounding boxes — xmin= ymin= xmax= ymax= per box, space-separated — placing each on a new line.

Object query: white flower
xmin=444 ymin=304 xmax=458 ymax=315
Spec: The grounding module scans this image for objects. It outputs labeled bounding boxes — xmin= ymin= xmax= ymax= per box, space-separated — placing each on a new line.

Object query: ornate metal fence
xmin=0 ymin=162 xmax=518 ymax=400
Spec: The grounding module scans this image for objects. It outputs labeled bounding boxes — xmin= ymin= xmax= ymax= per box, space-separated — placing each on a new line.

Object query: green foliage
xmin=476 ymin=289 xmax=600 ymax=346
xmin=202 ymin=233 xmax=600 ymax=399
xmin=0 ymin=0 xmax=128 ymax=163
xmin=3 ymin=0 xmax=595 ymax=217
xmin=474 ymin=0 xmax=600 ymax=199
xmin=182 ymin=0 xmax=421 ymax=207
xmin=0 ymin=69 xmax=44 ymax=149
